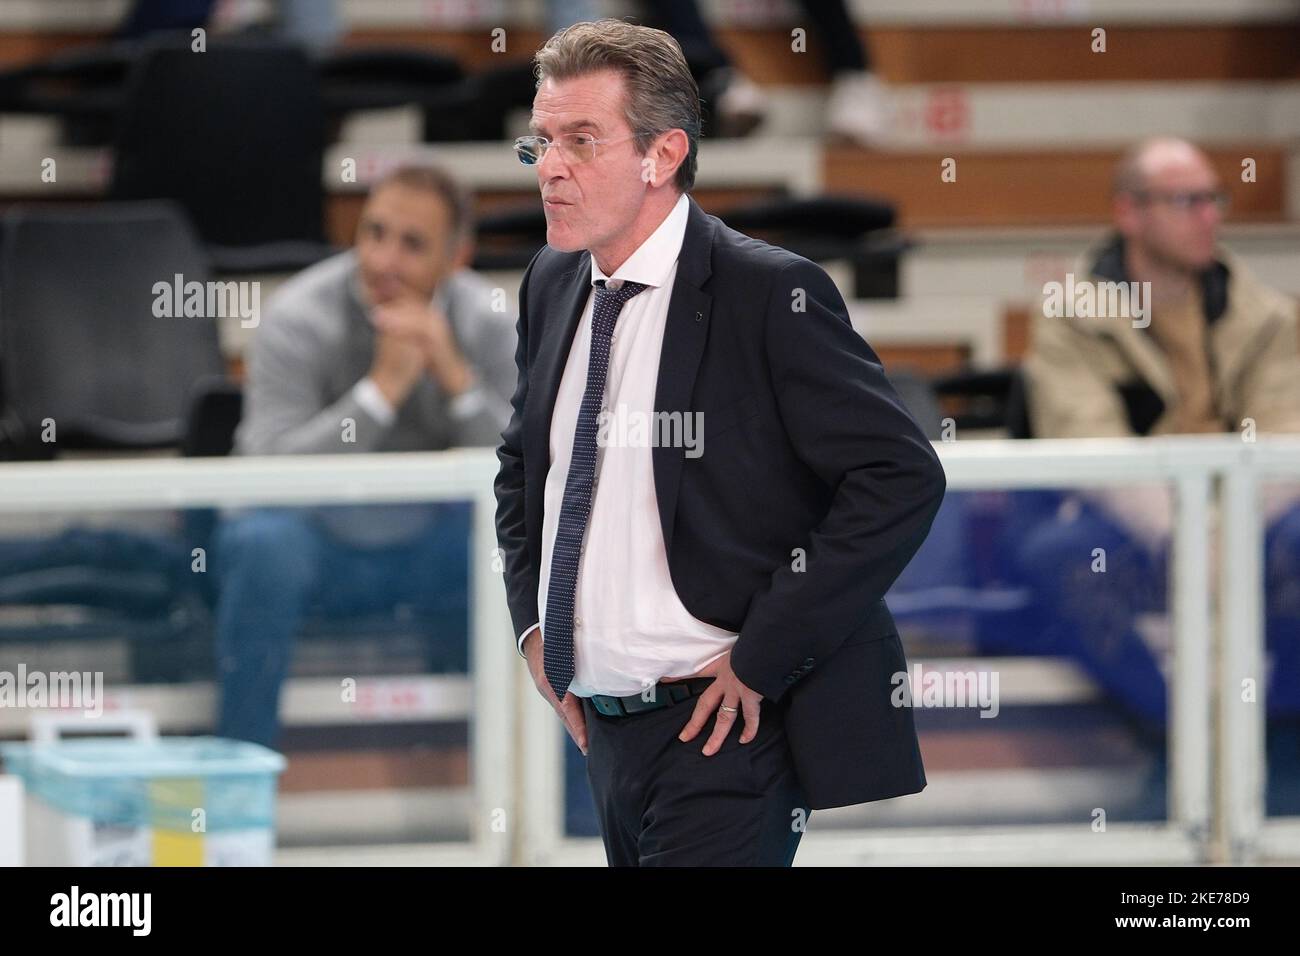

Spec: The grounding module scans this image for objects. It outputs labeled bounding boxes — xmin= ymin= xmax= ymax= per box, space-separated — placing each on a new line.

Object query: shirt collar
xmin=589 ymin=192 xmax=690 ymax=292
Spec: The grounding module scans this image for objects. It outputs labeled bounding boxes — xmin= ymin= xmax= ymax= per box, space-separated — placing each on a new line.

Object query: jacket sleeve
xmin=1237 ymin=298 xmax=1300 ymax=434
xmin=728 ymin=257 xmax=948 ymax=704
xmin=445 ymin=276 xmax=524 ymax=447
xmin=493 ymin=249 xmax=544 ymax=644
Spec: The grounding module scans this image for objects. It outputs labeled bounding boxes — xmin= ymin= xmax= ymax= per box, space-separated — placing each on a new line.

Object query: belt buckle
xmin=654 ymin=682 xmax=687 ymax=708
xmin=637 ymin=680 xmax=696 ymax=712
xmin=592 ymin=694 xmax=626 ymax=717
xmin=593 ymin=678 xmax=708 ymax=718
xmin=612 ymin=690 xmax=658 ymax=717
xmin=626 ymin=686 xmax=671 ymax=714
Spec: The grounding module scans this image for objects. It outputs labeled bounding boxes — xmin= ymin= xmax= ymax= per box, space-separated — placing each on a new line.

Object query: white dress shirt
xmin=515 ymin=192 xmax=739 ymax=696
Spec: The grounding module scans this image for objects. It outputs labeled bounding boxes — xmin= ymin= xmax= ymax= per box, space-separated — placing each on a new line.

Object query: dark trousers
xmin=580 ymin=688 xmax=812 ymax=866
xmin=212 ymin=503 xmax=470 ymax=747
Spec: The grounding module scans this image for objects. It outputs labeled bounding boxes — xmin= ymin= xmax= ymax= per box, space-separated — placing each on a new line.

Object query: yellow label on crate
xmin=153 ymin=828 xmax=204 ymax=866
xmin=149 ymin=778 xmax=205 ymax=866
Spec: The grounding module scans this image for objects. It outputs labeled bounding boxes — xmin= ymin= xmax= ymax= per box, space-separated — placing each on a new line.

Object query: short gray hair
xmin=533 ymin=18 xmax=701 ymax=192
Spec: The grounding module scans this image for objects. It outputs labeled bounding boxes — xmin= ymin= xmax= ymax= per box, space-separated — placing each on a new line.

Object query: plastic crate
xmin=0 ymin=736 xmax=286 ymax=866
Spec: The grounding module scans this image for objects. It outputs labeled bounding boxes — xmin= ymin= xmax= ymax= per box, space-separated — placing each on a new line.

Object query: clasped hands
xmin=369 ymin=291 xmax=476 ymax=407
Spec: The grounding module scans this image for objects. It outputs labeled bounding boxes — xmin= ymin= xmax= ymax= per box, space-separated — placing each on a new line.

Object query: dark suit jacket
xmin=494 ymin=193 xmax=947 ymax=810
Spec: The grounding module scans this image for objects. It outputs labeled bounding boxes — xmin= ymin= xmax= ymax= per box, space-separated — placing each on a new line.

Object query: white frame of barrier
xmin=523 ymin=436 xmax=1249 ymax=866
xmin=3 ymin=436 xmax=1296 ymax=865
xmin=0 ymin=450 xmax=515 ymax=867
xmin=1228 ymin=442 xmax=1300 ymax=862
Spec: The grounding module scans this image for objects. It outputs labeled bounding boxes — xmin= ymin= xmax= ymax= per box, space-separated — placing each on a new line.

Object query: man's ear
xmin=1113 ymin=194 xmax=1142 ymax=238
xmin=429 ymin=236 xmax=472 ymax=301
xmin=653 ymin=129 xmax=689 ymax=188
xmin=639 ymin=130 xmax=687 ymax=189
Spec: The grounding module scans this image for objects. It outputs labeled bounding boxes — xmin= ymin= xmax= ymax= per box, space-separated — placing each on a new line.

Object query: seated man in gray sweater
xmin=214 ymin=164 xmax=516 ymax=748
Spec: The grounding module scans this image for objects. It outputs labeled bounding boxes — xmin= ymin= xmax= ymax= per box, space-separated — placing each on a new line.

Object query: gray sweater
xmin=232 ymin=249 xmax=518 ymax=546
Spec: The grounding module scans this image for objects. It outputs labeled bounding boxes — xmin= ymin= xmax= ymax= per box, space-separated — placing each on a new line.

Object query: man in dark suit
xmin=494 ymin=18 xmax=946 ymax=866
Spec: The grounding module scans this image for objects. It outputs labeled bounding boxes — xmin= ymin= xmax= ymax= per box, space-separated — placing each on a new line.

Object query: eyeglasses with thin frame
xmin=513 ymin=130 xmax=657 ymax=166
xmin=1132 ymin=189 xmax=1230 ymax=214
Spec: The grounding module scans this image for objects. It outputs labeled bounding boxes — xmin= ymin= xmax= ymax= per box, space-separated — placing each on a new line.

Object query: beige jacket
xmin=1024 ymin=235 xmax=1300 ymax=439
xmin=1024 ymin=234 xmax=1300 ymax=547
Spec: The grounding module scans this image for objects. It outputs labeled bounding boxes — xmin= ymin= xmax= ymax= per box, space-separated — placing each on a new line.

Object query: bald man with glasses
xmin=1019 ymin=137 xmax=1300 ymax=747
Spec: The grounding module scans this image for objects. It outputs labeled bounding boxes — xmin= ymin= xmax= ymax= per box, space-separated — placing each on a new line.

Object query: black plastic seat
xmin=108 ymin=38 xmax=337 ymax=273
xmin=0 ymin=201 xmax=222 ymax=451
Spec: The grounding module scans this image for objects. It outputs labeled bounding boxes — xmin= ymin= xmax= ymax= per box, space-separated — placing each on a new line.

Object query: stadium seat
xmin=108 ymin=39 xmax=336 ymax=273
xmin=0 ymin=201 xmax=222 ymax=451
xmin=0 ymin=38 xmax=137 ymax=146
xmin=932 ymin=366 xmax=1034 ymax=438
xmin=718 ymin=194 xmax=902 ymax=298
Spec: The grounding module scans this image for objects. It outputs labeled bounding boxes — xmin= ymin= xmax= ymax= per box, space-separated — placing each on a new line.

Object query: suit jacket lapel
xmin=652 ymin=195 xmax=715 ymax=555
xmin=524 ymin=251 xmax=591 ymax=573
xmin=528 ymin=252 xmax=592 ymax=452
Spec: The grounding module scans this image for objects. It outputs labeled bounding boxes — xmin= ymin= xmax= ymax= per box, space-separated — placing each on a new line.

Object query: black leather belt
xmin=588 ymin=676 xmax=716 ymax=717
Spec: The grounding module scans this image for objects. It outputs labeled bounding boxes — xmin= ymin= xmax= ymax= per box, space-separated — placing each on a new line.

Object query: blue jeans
xmin=1015 ymin=496 xmax=1171 ymax=732
xmin=212 ymin=503 xmax=470 ymax=748
xmin=1014 ymin=497 xmax=1300 ymax=730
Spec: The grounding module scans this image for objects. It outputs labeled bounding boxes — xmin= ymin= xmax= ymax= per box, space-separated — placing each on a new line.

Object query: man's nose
xmin=371 ymin=241 xmax=401 ymax=274
xmin=538 ymin=141 xmax=569 ymax=179
xmin=1198 ymin=202 xmax=1222 ymax=235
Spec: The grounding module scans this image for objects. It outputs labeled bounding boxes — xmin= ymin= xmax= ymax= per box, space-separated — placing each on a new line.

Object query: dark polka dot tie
xmin=543 ymin=278 xmax=648 ymax=700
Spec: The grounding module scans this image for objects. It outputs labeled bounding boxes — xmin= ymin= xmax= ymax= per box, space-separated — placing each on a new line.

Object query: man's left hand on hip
xmin=663 ymin=650 xmax=763 ymax=756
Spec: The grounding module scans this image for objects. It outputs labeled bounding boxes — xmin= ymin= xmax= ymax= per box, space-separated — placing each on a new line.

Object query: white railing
xmin=525 ymin=435 xmax=1298 ymax=866
xmin=0 ymin=449 xmax=516 ymax=867
xmin=1232 ymin=441 xmax=1300 ymax=861
xmin=0 ymin=436 xmax=1295 ymax=865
